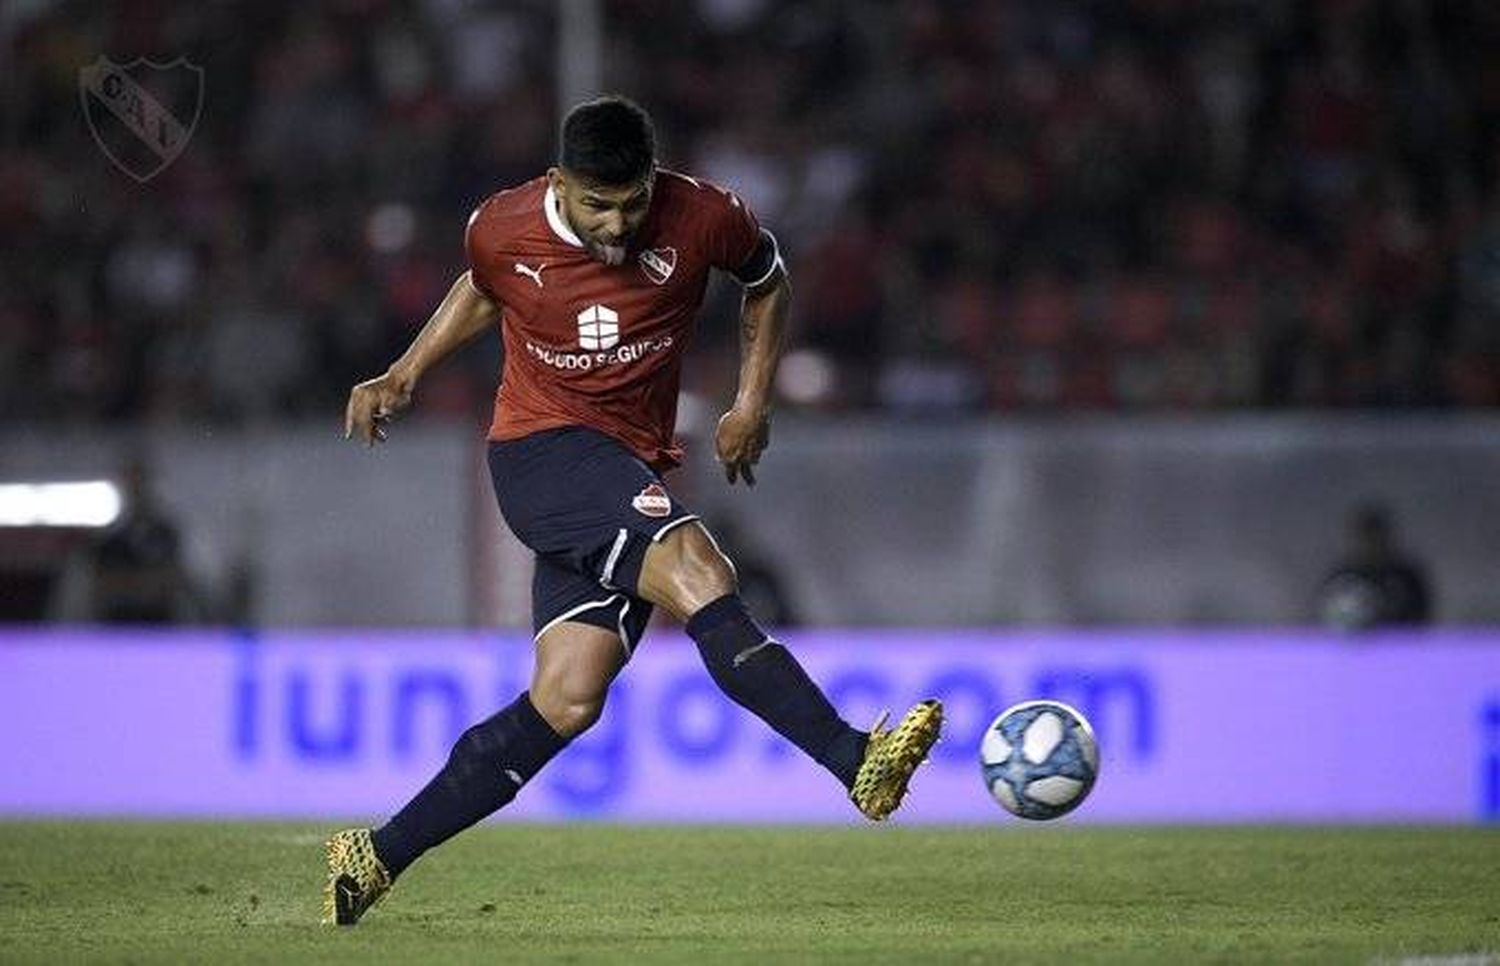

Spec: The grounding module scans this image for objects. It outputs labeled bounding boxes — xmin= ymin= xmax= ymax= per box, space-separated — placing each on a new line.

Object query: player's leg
xmin=366 ymin=620 xmax=622 ymax=876
xmin=323 ymin=555 xmax=638 ymax=926
xmin=323 ymin=680 xmax=572 ymax=926
xmin=529 ymin=619 xmax=627 ymax=738
xmin=486 ymin=427 xmax=937 ymax=818
xmin=635 ymin=521 xmax=865 ymax=781
xmin=636 ymin=522 xmax=942 ymax=820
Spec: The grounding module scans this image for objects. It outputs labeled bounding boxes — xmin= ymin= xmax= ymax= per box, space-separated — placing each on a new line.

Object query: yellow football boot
xmin=849 ymin=699 xmax=944 ymax=821
xmin=321 ymin=828 xmax=392 ymax=926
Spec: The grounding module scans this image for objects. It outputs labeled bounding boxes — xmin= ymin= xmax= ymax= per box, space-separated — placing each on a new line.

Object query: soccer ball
xmin=980 ymin=700 xmax=1099 ymax=820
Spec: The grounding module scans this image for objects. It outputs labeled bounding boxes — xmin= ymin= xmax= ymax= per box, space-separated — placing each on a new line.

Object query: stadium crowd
xmin=4 ymin=0 xmax=1500 ymax=424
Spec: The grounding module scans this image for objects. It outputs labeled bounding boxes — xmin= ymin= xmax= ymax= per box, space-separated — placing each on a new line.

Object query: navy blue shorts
xmin=488 ymin=427 xmax=699 ymax=654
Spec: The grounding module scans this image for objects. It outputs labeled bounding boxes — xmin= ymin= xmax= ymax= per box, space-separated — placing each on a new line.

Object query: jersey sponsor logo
xmin=577 ymin=304 xmax=619 ymax=350
xmin=638 ymin=247 xmax=677 ymax=286
xmin=513 ymin=261 xmax=546 ymax=287
xmin=632 ymin=483 xmax=672 ymax=518
xmin=524 ymin=335 xmax=674 ymax=372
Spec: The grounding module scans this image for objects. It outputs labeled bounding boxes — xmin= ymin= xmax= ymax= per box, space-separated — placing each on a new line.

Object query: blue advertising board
xmin=0 ymin=629 xmax=1494 ymax=822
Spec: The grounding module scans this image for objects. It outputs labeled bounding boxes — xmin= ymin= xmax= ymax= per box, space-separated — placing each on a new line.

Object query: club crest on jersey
xmin=631 ymin=483 xmax=672 ymax=518
xmin=638 ymin=247 xmax=677 ymax=286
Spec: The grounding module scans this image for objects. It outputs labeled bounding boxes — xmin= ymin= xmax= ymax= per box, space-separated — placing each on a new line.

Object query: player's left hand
xmin=715 ymin=404 xmax=770 ymax=486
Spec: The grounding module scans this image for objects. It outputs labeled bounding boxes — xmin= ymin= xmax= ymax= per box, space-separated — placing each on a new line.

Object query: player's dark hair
xmin=559 ymin=95 xmax=656 ymax=186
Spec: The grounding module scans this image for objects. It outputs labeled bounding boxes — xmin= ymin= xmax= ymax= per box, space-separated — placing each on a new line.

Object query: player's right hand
xmin=344 ymin=367 xmax=416 ymax=446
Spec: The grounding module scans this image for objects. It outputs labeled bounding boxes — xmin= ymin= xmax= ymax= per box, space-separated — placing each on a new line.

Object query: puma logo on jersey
xmin=514 ymin=261 xmax=546 ymax=287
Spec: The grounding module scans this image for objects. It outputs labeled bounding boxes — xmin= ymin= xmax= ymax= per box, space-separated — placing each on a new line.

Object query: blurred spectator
xmin=1316 ymin=502 xmax=1433 ymax=631
xmin=54 ymin=459 xmax=205 ymax=624
xmin=5 ymin=2 xmax=1500 ymax=421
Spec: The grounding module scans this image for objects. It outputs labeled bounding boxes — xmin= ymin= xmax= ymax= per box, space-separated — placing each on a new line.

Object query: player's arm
xmin=716 ymin=239 xmax=789 ymax=487
xmin=344 ymin=271 xmax=501 ymax=446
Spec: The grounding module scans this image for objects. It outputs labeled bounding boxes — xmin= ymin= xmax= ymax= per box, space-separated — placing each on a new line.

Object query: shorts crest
xmin=631 ymin=482 xmax=672 ymax=517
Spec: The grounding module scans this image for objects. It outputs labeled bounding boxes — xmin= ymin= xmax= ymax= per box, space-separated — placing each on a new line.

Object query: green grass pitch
xmin=1 ymin=822 xmax=1496 ymax=963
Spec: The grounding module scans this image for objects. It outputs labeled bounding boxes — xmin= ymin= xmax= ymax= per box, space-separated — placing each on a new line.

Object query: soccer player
xmin=323 ymin=96 xmax=942 ymax=926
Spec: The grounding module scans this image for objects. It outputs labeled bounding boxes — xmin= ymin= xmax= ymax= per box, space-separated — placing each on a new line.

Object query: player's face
xmin=549 ymin=168 xmax=654 ymax=266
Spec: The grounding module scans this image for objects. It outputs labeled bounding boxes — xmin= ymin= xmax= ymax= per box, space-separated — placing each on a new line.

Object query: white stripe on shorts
xmin=533 ymin=593 xmax=624 ymax=644
xmin=616 ymin=597 xmax=633 ymax=657
xmin=600 ymin=527 xmax=629 ymax=588
xmin=533 ymin=592 xmax=637 ymax=659
xmin=652 ymin=514 xmax=700 ymax=542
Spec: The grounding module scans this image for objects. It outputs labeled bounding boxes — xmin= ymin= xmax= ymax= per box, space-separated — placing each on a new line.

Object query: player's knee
xmin=544 ymin=697 xmax=604 ymax=738
xmin=662 ymin=525 xmax=737 ymax=611
xmin=530 ymin=681 xmax=606 ymax=739
xmin=679 ymin=526 xmax=736 ymax=589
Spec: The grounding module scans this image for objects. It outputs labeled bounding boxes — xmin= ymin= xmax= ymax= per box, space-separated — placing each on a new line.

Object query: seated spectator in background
xmin=86 ymin=459 xmax=201 ymax=624
xmin=1316 ymin=502 xmax=1432 ymax=631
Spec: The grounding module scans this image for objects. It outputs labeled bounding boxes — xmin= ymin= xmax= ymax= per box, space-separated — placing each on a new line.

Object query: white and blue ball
xmin=980 ymin=700 xmax=1099 ymax=820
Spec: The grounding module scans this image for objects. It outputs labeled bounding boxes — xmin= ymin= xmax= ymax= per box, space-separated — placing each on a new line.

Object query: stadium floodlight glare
xmin=0 ymin=481 xmax=123 ymax=528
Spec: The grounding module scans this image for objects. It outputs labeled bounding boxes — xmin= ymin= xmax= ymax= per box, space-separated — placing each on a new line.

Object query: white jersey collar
xmin=543 ymin=184 xmax=583 ymax=248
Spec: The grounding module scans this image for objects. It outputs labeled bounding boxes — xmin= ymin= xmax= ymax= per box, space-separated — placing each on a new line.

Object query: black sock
xmin=686 ymin=594 xmax=866 ymax=788
xmin=370 ymin=691 xmax=567 ymax=878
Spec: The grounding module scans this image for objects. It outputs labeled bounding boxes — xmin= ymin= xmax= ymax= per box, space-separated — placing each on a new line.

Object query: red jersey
xmin=466 ymin=169 xmax=762 ymax=469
